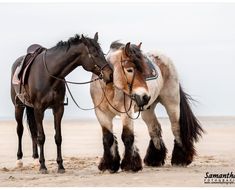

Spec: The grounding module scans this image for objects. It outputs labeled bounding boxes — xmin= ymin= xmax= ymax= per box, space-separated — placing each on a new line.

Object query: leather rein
xmin=43 ymin=48 xmax=107 ymax=111
xmin=44 ymin=49 xmax=141 ymax=119
xmin=43 ymin=49 xmax=107 ymax=85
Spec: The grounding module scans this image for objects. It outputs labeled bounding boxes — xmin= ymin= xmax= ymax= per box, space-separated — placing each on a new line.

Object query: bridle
xmin=100 ymin=56 xmax=141 ymax=120
xmin=88 ymin=51 xmax=110 ymax=81
xmin=120 ymin=56 xmax=136 ymax=98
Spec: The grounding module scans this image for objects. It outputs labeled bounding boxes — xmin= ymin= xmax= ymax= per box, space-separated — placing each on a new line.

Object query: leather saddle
xmin=12 ymin=44 xmax=45 ymax=85
xmin=12 ymin=44 xmax=46 ymax=107
xmin=143 ymin=55 xmax=158 ymax=81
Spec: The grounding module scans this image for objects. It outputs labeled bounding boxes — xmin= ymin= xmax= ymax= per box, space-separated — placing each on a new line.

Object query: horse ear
xmin=94 ymin=32 xmax=98 ymax=42
xmin=81 ymin=34 xmax=85 ymax=39
xmin=137 ymin=42 xmax=142 ymax=49
xmin=124 ymin=42 xmax=131 ymax=57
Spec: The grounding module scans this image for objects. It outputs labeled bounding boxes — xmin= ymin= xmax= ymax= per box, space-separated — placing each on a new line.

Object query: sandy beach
xmin=0 ymin=116 xmax=234 ymax=187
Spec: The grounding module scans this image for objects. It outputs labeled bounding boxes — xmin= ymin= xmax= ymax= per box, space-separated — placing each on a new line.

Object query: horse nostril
xmin=143 ymin=95 xmax=151 ymax=104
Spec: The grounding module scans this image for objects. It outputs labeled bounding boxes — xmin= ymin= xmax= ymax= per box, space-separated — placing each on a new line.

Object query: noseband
xmin=93 ymin=60 xmax=110 ymax=80
xmin=87 ymin=50 xmax=110 ymax=80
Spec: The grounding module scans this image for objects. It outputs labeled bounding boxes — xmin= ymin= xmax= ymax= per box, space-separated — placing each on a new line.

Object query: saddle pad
xmin=143 ymin=55 xmax=158 ymax=81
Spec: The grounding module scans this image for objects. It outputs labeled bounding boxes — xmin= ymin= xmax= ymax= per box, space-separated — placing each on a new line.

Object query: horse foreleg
xmin=120 ymin=115 xmax=142 ymax=172
xmin=95 ymin=108 xmax=120 ymax=173
xmin=53 ymin=105 xmax=65 ymax=173
xmin=15 ymin=105 xmax=25 ymax=168
xmin=141 ymin=104 xmax=167 ymax=167
xmin=34 ymin=108 xmax=47 ymax=173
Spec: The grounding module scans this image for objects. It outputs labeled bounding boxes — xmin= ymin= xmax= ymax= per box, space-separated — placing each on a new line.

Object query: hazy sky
xmin=0 ymin=3 xmax=234 ymax=119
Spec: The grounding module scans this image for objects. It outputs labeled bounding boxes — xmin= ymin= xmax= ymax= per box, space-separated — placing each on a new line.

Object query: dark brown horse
xmin=10 ymin=33 xmax=113 ymax=173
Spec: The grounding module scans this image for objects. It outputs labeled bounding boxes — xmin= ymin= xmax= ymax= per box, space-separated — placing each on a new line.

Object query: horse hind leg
xmin=120 ymin=115 xmax=142 ymax=172
xmin=25 ymin=106 xmax=39 ymax=166
xmin=95 ymin=108 xmax=120 ymax=173
xmin=141 ymin=103 xmax=167 ymax=167
xmin=34 ymin=108 xmax=47 ymax=173
xmin=15 ymin=105 xmax=25 ymax=168
xmin=160 ymin=85 xmax=203 ymax=166
xmin=163 ymin=102 xmax=188 ymax=165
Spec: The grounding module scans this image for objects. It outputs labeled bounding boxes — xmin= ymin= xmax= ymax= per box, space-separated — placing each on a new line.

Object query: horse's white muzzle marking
xmin=132 ymin=87 xmax=151 ymax=107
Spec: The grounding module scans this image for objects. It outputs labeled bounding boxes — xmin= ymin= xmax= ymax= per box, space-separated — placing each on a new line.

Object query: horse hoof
xmin=121 ymin=152 xmax=143 ymax=172
xmin=171 ymin=141 xmax=194 ymax=166
xmin=16 ymin=159 xmax=23 ymax=168
xmin=98 ymin=158 xmax=120 ymax=173
xmin=144 ymin=140 xmax=167 ymax=167
xmin=39 ymin=168 xmax=48 ymax=174
xmin=57 ymin=168 xmax=65 ymax=174
xmin=33 ymin=159 xmax=40 ymax=167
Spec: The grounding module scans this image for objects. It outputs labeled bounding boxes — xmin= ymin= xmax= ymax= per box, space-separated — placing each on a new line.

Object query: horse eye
xmin=126 ymin=68 xmax=133 ymax=73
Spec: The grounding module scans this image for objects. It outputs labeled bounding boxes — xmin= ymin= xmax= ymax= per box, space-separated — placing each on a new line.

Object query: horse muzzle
xmin=101 ymin=66 xmax=113 ymax=84
xmin=132 ymin=94 xmax=151 ymax=108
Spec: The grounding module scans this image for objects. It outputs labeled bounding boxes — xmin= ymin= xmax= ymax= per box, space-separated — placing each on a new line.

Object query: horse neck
xmin=46 ymin=46 xmax=82 ymax=79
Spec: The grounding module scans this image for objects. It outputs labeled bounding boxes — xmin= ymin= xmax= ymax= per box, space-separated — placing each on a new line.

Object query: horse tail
xmin=179 ymin=85 xmax=204 ymax=155
xmin=26 ymin=106 xmax=37 ymax=139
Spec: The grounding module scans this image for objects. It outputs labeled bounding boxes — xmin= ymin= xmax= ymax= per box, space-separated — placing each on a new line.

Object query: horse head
xmin=107 ymin=41 xmax=151 ymax=108
xmin=78 ymin=33 xmax=113 ymax=83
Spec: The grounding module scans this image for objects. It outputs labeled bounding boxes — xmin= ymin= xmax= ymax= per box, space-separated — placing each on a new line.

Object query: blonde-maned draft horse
xmin=90 ymin=41 xmax=204 ymax=173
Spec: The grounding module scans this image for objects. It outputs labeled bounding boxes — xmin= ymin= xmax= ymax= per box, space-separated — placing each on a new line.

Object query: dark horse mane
xmin=110 ymin=41 xmax=145 ymax=72
xmin=53 ymin=34 xmax=101 ymax=52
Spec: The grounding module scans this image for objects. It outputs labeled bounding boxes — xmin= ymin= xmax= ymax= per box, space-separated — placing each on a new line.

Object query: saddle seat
xmin=27 ymin=44 xmax=43 ymax=54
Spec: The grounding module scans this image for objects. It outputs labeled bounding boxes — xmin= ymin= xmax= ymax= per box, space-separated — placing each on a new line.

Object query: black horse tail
xmin=26 ymin=106 xmax=37 ymax=139
xmin=177 ymin=85 xmax=204 ymax=164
